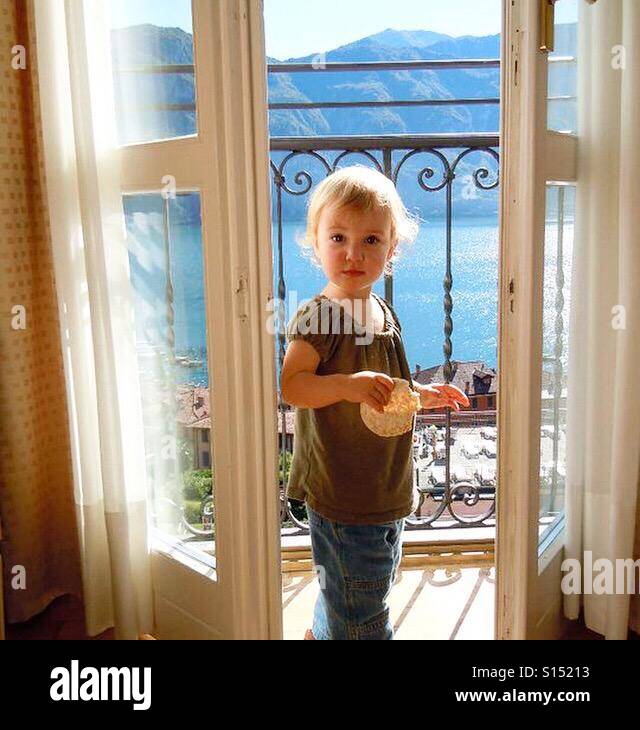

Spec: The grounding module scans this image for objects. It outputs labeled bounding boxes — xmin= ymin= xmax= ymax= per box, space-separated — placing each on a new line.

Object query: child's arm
xmin=282 ymin=340 xmax=393 ymax=412
xmin=281 ymin=340 xmax=349 ymax=409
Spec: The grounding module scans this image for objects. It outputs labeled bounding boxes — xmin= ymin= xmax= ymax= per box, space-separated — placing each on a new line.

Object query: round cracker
xmin=360 ymin=377 xmax=421 ymax=437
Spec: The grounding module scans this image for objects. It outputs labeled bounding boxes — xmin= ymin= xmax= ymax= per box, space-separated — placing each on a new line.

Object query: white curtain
xmin=564 ymin=0 xmax=640 ymax=639
xmin=33 ymin=0 xmax=153 ymax=639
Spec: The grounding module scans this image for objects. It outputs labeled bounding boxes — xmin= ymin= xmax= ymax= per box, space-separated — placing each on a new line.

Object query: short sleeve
xmin=286 ymin=298 xmax=342 ymax=363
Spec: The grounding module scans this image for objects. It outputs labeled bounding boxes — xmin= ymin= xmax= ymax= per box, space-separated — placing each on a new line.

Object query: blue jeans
xmin=306 ymin=504 xmax=404 ymax=640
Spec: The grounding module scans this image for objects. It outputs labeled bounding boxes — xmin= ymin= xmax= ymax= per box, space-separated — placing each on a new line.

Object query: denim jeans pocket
xmin=307 ymin=504 xmax=403 ymax=639
xmin=343 ymin=576 xmax=393 ymax=639
xmin=344 ymin=575 xmax=390 ymax=592
xmin=353 ymin=608 xmax=391 ymax=639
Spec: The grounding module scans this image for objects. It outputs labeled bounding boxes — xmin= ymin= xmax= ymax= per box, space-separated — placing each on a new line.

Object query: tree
xmin=183 ymin=469 xmax=213 ymax=502
xmin=279 ymin=450 xmax=292 ymax=487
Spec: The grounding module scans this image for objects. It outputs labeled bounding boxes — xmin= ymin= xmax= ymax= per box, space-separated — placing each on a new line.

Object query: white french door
xmin=496 ymin=0 xmax=578 ymax=639
xmin=113 ymin=0 xmax=281 ymax=639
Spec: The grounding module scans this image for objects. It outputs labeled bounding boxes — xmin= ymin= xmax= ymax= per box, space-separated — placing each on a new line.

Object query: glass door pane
xmin=547 ymin=0 xmax=578 ymax=134
xmin=123 ymin=191 xmax=216 ymax=573
xmin=109 ymin=0 xmax=197 ymax=145
xmin=539 ymin=184 xmax=575 ymax=547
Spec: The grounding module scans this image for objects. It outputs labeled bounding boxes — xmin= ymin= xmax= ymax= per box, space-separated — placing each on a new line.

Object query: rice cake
xmin=360 ymin=377 xmax=421 ymax=437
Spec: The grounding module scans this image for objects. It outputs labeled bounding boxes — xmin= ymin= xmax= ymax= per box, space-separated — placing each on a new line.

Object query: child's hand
xmin=343 ymin=371 xmax=395 ymax=413
xmin=419 ymin=383 xmax=470 ymax=411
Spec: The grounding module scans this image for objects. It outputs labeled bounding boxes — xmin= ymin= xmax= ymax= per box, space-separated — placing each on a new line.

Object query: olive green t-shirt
xmin=285 ymin=291 xmax=420 ymax=524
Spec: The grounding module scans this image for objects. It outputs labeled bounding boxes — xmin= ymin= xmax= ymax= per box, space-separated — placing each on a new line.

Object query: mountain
xmin=355 ymin=28 xmax=452 ymax=49
xmin=273 ymin=29 xmax=501 ymax=136
xmin=266 ymin=29 xmax=503 ymax=218
xmin=111 ymin=24 xmax=576 ymax=218
xmin=110 ymin=23 xmax=503 ymax=141
xmin=111 ymin=23 xmax=194 ymax=65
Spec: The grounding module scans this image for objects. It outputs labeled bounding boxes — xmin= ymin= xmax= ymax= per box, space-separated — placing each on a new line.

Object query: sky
xmin=109 ymin=0 xmax=578 ymax=61
xmin=264 ymin=0 xmax=502 ymax=59
xmin=109 ymin=0 xmax=193 ymax=32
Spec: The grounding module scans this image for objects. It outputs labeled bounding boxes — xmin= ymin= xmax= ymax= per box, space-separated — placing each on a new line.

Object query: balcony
xmin=282 ymin=562 xmax=496 ymax=640
xmin=118 ymin=57 xmax=567 ymax=557
xmin=270 ymin=58 xmax=501 ymax=540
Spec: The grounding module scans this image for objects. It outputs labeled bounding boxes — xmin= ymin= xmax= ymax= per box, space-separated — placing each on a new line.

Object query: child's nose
xmin=346 ymin=244 xmax=364 ymax=260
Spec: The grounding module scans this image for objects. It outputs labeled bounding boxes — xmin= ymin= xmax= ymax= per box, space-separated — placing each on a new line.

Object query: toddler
xmin=281 ymin=166 xmax=469 ymax=640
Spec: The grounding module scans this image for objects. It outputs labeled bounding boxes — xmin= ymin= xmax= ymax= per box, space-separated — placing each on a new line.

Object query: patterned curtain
xmin=0 ymin=0 xmax=82 ymax=624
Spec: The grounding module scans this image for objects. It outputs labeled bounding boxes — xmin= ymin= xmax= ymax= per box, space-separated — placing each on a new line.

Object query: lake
xmin=126 ymin=212 xmax=572 ymax=389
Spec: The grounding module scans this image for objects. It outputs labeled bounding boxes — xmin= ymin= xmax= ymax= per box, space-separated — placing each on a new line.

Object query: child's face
xmin=313 ymin=202 xmax=396 ymax=295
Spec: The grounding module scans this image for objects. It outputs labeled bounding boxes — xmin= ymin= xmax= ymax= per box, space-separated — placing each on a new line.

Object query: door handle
xmin=539 ymin=0 xmax=558 ymax=54
xmin=235 ymin=268 xmax=249 ymax=323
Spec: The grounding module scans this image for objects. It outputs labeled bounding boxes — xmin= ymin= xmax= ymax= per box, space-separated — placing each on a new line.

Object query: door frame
xmin=120 ymin=0 xmax=282 ymax=640
xmin=212 ymin=0 xmax=283 ymax=639
xmin=496 ymin=0 xmax=576 ymax=640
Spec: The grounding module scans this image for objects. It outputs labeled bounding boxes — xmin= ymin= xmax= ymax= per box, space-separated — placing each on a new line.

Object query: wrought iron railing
xmin=272 ymin=133 xmax=500 ymax=532
xmin=114 ymin=52 xmax=575 ymax=539
xmin=116 ymin=57 xmax=507 ymax=534
xmin=268 ymin=58 xmax=502 ymax=533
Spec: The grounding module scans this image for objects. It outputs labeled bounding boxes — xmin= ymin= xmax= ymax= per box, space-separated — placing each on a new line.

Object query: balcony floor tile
xmin=282 ymin=564 xmax=495 ymax=640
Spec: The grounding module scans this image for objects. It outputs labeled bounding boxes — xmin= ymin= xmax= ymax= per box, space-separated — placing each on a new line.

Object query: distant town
xmin=174 ymin=358 xmax=565 ymax=524
xmin=176 ymin=359 xmax=500 ymax=469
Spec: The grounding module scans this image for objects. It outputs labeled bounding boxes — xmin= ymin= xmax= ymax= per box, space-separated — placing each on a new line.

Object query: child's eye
xmin=365 ymin=235 xmax=379 ymax=245
xmin=331 ymin=234 xmax=344 ymax=242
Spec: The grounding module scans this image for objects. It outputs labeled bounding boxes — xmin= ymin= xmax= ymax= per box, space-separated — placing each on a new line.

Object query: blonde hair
xmin=296 ymin=165 xmax=420 ymax=274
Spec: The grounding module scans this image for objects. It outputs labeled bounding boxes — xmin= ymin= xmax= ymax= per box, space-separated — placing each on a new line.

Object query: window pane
xmin=547 ymin=0 xmax=578 ymax=134
xmin=123 ymin=192 xmax=215 ymax=570
xmin=109 ymin=0 xmax=197 ymax=145
xmin=539 ymin=184 xmax=575 ymax=545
